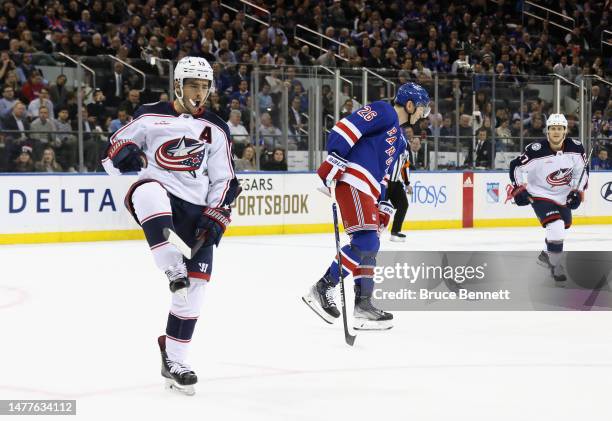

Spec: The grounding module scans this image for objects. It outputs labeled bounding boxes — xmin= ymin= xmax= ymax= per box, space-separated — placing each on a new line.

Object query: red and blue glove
xmin=107 ymin=140 xmax=147 ymax=173
xmin=317 ymin=152 xmax=347 ymax=187
xmin=195 ymin=207 xmax=232 ymax=247
xmin=377 ymin=201 xmax=395 ymax=233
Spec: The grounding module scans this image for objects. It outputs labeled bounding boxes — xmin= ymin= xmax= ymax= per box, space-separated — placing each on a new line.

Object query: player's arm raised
xmin=317 ymin=102 xmax=395 ymax=186
xmin=102 ymin=110 xmax=148 ymax=175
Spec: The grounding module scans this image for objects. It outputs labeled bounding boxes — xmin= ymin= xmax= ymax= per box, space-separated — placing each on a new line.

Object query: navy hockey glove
xmin=377 ymin=201 xmax=395 ymax=233
xmin=510 ymin=185 xmax=531 ymax=206
xmin=566 ymin=190 xmax=583 ymax=210
xmin=317 ymin=152 xmax=347 ymax=187
xmin=107 ymin=140 xmax=147 ymax=173
xmin=195 ymin=207 xmax=232 ymax=247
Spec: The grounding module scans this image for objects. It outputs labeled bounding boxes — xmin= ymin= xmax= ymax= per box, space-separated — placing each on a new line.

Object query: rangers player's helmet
xmin=546 ymin=113 xmax=568 ymax=128
xmin=174 ymin=56 xmax=214 ymax=110
xmin=394 ymin=82 xmax=431 ymax=118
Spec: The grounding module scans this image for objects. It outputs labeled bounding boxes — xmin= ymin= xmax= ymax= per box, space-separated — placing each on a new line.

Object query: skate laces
xmin=324 ymin=287 xmax=336 ymax=305
xmin=167 ymin=358 xmax=192 ymax=375
xmin=359 ymin=297 xmax=384 ymax=315
xmin=165 ymin=262 xmax=187 ymax=282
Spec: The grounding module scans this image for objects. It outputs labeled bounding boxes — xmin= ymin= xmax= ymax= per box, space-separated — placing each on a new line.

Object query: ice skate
xmin=353 ymin=285 xmax=393 ymax=330
xmin=302 ymin=274 xmax=340 ymax=324
xmin=390 ymin=232 xmax=406 ymax=242
xmin=537 ymin=250 xmax=553 ymax=269
xmin=551 ymin=264 xmax=567 ymax=282
xmin=158 ymin=336 xmax=197 ymax=396
xmin=537 ymin=251 xmax=566 ymax=283
xmin=165 ymin=261 xmax=190 ymax=298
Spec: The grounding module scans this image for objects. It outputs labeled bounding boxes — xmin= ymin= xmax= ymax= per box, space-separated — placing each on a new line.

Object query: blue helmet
xmin=394 ymin=82 xmax=431 ymax=117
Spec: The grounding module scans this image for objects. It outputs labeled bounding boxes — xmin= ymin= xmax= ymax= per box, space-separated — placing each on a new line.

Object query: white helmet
xmin=546 ymin=113 xmax=568 ymax=128
xmin=174 ymin=56 xmax=214 ymax=111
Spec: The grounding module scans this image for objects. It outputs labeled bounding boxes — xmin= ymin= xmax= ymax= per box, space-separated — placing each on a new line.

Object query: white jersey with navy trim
xmin=509 ymin=138 xmax=587 ymax=205
xmin=102 ymin=101 xmax=235 ymax=207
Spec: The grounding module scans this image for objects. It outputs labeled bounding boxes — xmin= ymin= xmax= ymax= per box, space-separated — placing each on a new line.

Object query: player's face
xmin=181 ymin=78 xmax=210 ymax=114
xmin=547 ymin=125 xmax=566 ymax=147
xmin=406 ymin=101 xmax=426 ymax=125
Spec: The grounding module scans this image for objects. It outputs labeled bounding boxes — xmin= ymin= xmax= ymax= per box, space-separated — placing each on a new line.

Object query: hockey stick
xmin=330 ymin=182 xmax=356 ymax=347
xmin=317 ymin=186 xmax=332 ymax=197
xmin=163 ymin=228 xmax=204 ymax=260
xmin=575 ymin=141 xmax=595 ymax=192
xmin=163 ymin=186 xmax=244 ymax=259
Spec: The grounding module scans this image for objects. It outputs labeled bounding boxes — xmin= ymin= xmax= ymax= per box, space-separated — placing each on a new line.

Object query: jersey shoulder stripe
xmin=563 ymin=138 xmax=585 ymax=154
xmin=523 ymin=140 xmax=552 ymax=160
xmin=134 ymin=101 xmax=179 ymax=118
xmin=200 ymin=111 xmax=231 ymax=141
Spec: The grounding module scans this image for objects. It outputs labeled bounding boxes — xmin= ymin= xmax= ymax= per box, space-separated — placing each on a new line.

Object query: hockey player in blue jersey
xmin=102 ymin=57 xmax=239 ymax=395
xmin=303 ymin=82 xmax=430 ymax=330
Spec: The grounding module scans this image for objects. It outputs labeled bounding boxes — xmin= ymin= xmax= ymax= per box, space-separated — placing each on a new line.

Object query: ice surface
xmin=1 ymin=226 xmax=612 ymax=420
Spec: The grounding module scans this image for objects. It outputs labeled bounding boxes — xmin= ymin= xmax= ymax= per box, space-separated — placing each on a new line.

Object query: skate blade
xmin=353 ymin=318 xmax=393 ymax=331
xmin=389 ymin=236 xmax=406 ymax=243
xmin=302 ymin=294 xmax=337 ymax=324
xmin=165 ymin=378 xmax=195 ymax=396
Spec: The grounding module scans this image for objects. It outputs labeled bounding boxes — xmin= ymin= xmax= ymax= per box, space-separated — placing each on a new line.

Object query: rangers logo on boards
xmin=486 ymin=182 xmax=500 ymax=203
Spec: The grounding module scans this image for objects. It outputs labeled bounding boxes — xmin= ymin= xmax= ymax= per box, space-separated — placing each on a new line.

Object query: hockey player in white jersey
xmin=509 ymin=113 xmax=588 ymax=282
xmin=102 ymin=57 xmax=239 ymax=395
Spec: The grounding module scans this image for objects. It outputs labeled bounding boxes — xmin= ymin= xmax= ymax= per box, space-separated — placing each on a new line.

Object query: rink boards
xmin=0 ymin=171 xmax=611 ymax=244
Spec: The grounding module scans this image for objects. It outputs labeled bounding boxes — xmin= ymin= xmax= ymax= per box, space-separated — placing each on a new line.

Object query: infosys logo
xmin=601 ymin=182 xmax=612 ymax=202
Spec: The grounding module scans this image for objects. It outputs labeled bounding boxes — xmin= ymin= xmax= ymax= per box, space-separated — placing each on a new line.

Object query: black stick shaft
xmin=576 ymin=141 xmax=595 ymax=190
xmin=331 ymin=199 xmax=356 ymax=346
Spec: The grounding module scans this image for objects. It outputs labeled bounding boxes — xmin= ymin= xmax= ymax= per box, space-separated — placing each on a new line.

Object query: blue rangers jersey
xmin=102 ymin=101 xmax=236 ymax=207
xmin=328 ymin=101 xmax=407 ymax=200
xmin=509 ymin=138 xmax=588 ymax=205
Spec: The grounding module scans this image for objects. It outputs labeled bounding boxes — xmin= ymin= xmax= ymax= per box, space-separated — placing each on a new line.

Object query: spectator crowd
xmin=0 ymin=0 xmax=610 ymax=172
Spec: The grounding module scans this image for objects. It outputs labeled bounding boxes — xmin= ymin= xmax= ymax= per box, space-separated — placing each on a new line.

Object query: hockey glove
xmin=195 ymin=207 xmax=232 ymax=247
xmin=317 ymin=152 xmax=347 ymax=187
xmin=377 ymin=201 xmax=395 ymax=233
xmin=566 ymin=190 xmax=583 ymax=210
xmin=405 ymin=183 xmax=413 ymax=195
xmin=108 ymin=141 xmax=147 ymax=173
xmin=510 ymin=185 xmax=531 ymax=206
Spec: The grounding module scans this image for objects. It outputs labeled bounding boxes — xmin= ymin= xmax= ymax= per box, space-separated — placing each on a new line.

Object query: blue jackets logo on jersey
xmin=546 ymin=168 xmax=573 ymax=186
xmin=155 ymin=136 xmax=206 ymax=176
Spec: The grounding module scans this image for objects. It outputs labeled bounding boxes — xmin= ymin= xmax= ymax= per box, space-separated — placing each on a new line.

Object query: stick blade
xmin=163 ymin=228 xmax=192 ymax=259
xmin=317 ymin=186 xmax=331 ymax=197
xmin=345 ymin=333 xmax=356 ymax=346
